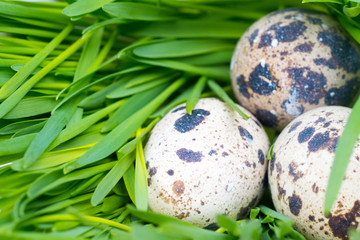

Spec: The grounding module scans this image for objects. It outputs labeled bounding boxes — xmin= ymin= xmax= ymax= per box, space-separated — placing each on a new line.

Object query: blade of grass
xmin=13 ymin=121 xmax=46 ymax=137
xmin=124 ymin=68 xmax=173 ymax=88
xmin=0 ymin=119 xmax=45 ymax=135
xmin=20 ymin=213 xmax=130 ymax=231
xmin=149 ymin=0 xmax=266 ymax=19
xmin=131 ymin=19 xmax=249 ymax=38
xmin=0 ymin=232 xmax=86 ymax=240
xmin=258 ymin=205 xmax=294 ymax=223
xmin=0 ymin=53 xmax=31 ymax=60
xmin=0 ymin=1 xmax=69 ymax=24
xmin=12 ymin=145 xmax=93 ymax=171
xmin=70 ymin=173 xmax=104 ymax=197
xmin=103 ymin=2 xmax=179 ymax=21
xmin=208 ymin=80 xmax=249 ymax=119
xmin=21 ymin=29 xmax=102 ymax=169
xmin=130 ymin=55 xmax=229 ymax=81
xmin=48 ymin=99 xmax=126 ymax=150
xmin=63 ymin=0 xmax=114 ymax=17
xmin=64 ymin=77 xmax=186 ymax=173
xmin=0 ymin=46 xmax=59 ymax=56
xmin=337 ymin=14 xmax=360 ymax=43
xmin=0 ymin=28 xmax=88 ymax=119
xmin=133 ymin=39 xmax=234 ymax=58
xmin=5 ymin=16 xmax=65 ymax=30
xmin=116 ymin=117 xmax=160 ymax=160
xmin=0 ymin=26 xmax=65 ymax=39
xmin=106 ymin=73 xmax=177 ymax=99
xmin=186 ymin=76 xmax=207 ymax=114
xmin=123 ymin=164 xmax=135 ymax=205
xmin=0 ymin=133 xmax=36 ymax=156
xmin=67 ymin=108 xmax=83 ymax=127
xmin=20 ymin=193 xmax=92 ymax=222
xmin=178 ymin=50 xmax=233 ymax=66
xmin=151 ymin=87 xmax=192 ymax=118
xmin=91 ymin=152 xmax=135 ymax=206
xmin=3 ymin=96 xmax=58 ymax=119
xmin=0 ymin=36 xmax=44 ymax=48
xmin=79 ymin=81 xmax=125 ymax=108
xmin=324 ymin=97 xmax=360 ymax=215
xmin=53 ymin=66 xmax=148 ymax=111
xmin=101 ymin=195 xmax=130 ymax=213
xmin=127 ymin=205 xmax=194 ymax=227
xmin=134 ymin=131 xmax=148 ymax=211
xmin=130 ymin=224 xmax=184 ymax=240
xmin=103 ymin=84 xmax=165 ymax=132
xmin=28 ymin=161 xmax=116 ymax=200
xmin=82 ymin=18 xmax=126 ymax=35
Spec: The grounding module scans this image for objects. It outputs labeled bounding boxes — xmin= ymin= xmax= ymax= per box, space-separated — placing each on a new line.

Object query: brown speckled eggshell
xmin=145 ymin=98 xmax=270 ymax=227
xmin=269 ymin=106 xmax=360 ymax=240
xmin=231 ymin=8 xmax=360 ymax=130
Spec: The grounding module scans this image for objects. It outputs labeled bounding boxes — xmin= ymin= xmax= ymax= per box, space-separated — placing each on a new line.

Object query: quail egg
xmin=268 ymin=106 xmax=360 ymax=239
xmin=231 ymin=8 xmax=360 ymax=130
xmin=144 ymin=98 xmax=270 ymax=227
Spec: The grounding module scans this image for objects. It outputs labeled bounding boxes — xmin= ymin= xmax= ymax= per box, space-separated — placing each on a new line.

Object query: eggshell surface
xmin=231 ymin=8 xmax=360 ymax=130
xmin=269 ymin=106 xmax=360 ymax=239
xmin=145 ymin=98 xmax=270 ymax=227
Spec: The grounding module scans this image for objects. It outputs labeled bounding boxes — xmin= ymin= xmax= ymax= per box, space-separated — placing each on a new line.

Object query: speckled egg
xmin=268 ymin=106 xmax=360 ymax=240
xmin=144 ymin=98 xmax=270 ymax=227
xmin=231 ymin=8 xmax=360 ymax=130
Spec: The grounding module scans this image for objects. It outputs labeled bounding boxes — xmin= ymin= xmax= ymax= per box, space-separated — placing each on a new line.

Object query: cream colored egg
xmin=145 ymin=98 xmax=270 ymax=227
xmin=231 ymin=8 xmax=360 ymax=130
xmin=269 ymin=106 xmax=360 ymax=239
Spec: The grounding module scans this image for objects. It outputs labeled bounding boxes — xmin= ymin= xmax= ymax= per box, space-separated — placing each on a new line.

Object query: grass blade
xmin=133 ymin=39 xmax=233 ymax=58
xmin=0 ymin=1 xmax=69 ymax=24
xmin=123 ymin=164 xmax=135 ymax=205
xmin=324 ymin=97 xmax=360 ymax=215
xmin=20 ymin=101 xmax=77 ymax=169
xmin=103 ymin=85 xmax=165 ymax=132
xmin=79 ymin=81 xmax=125 ymax=108
xmin=64 ymin=77 xmax=186 ymax=173
xmin=21 ymin=29 xmax=102 ymax=169
xmin=131 ymin=56 xmax=229 ymax=81
xmin=128 ymin=205 xmax=194 ymax=227
xmin=12 ymin=145 xmax=92 ymax=171
xmin=48 ymin=100 xmax=126 ymax=150
xmin=186 ymin=76 xmax=207 ymax=114
xmin=3 ymin=96 xmax=57 ymax=119
xmin=134 ymin=133 xmax=148 ymax=211
xmin=28 ymin=161 xmax=116 ymax=200
xmin=132 ymin=19 xmax=249 ymax=38
xmin=103 ymin=2 xmax=179 ymax=21
xmin=116 ymin=117 xmax=160 ymax=160
xmin=0 ymin=133 xmax=36 ymax=156
xmin=0 ymin=23 xmax=72 ymax=100
xmin=91 ymin=152 xmax=135 ymax=206
xmin=178 ymin=50 xmax=233 ymax=66
xmin=82 ymin=18 xmax=125 ymax=35
xmin=53 ymin=66 xmax=148 ymax=111
xmin=0 ymin=119 xmax=45 ymax=135
xmin=22 ymin=29 xmax=103 ymax=169
xmin=208 ymin=80 xmax=249 ymax=119
xmin=106 ymin=73 xmax=176 ymax=99
xmin=0 ymin=29 xmax=89 ymax=119
xmin=13 ymin=121 xmax=46 ymax=137
xmin=63 ymin=0 xmax=114 ymax=17
xmin=124 ymin=68 xmax=174 ymax=88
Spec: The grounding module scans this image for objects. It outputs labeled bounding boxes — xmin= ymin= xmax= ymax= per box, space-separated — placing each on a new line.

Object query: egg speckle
xmin=269 ymin=106 xmax=360 ymax=240
xmin=231 ymin=8 xmax=360 ymax=130
xmin=145 ymin=98 xmax=270 ymax=227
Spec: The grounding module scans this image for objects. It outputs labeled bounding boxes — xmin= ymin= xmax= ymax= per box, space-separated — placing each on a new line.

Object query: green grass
xmin=0 ymin=0 xmax=359 ymax=239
